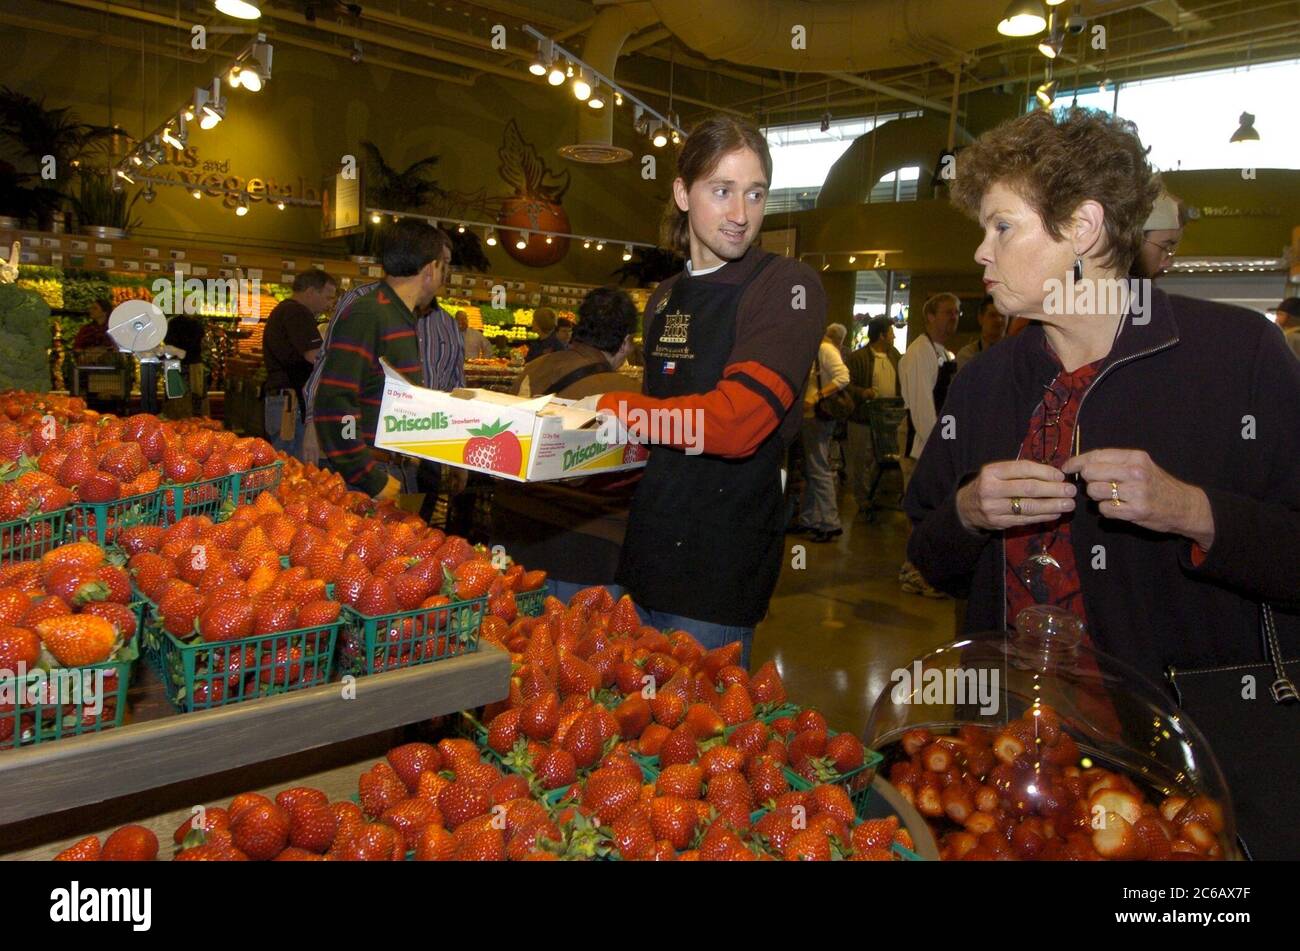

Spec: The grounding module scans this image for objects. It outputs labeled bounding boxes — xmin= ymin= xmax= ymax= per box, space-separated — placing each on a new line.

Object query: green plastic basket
xmin=157 ymin=461 xmax=284 ymax=524
xmin=515 ymin=588 xmax=547 ymax=617
xmin=0 ymin=600 xmax=145 ymax=748
xmin=142 ymin=601 xmax=340 ymax=712
xmin=0 ymin=507 xmax=69 ymax=564
xmin=783 ymin=737 xmax=884 ymax=817
xmin=71 ymin=489 xmax=164 ymax=546
xmin=339 ymin=594 xmax=485 ymax=676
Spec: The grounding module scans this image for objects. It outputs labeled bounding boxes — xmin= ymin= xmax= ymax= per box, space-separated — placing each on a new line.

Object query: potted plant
xmin=71 ymin=168 xmax=141 ymax=239
xmin=0 ymin=86 xmax=119 ymax=231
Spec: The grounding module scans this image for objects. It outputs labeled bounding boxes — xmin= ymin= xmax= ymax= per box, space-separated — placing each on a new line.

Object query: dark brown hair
xmin=292 ymin=269 xmax=337 ymax=293
xmin=949 ymin=108 xmax=1159 ymax=273
xmin=663 ymin=115 xmax=773 ymax=254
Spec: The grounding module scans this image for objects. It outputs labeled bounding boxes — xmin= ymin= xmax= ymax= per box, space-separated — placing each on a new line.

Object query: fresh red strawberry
xmin=56 ymin=448 xmax=97 ymax=488
xmin=825 ymin=733 xmax=867 ymax=773
xmin=158 ymin=584 xmax=203 ymax=638
xmin=386 ymin=742 xmax=443 ymax=793
xmin=35 ymin=614 xmax=117 ymax=666
xmin=535 ymin=748 xmax=577 ymax=790
xmin=718 ymin=683 xmax=755 ymax=726
xmin=487 ymin=708 xmax=522 ymax=756
xmin=487 ymin=589 xmax=516 ymax=622
xmin=561 ymin=709 xmax=606 ymax=769
xmin=80 ymin=602 xmax=138 ymax=642
xmin=199 ymin=601 xmax=254 ymax=642
xmin=809 ymin=783 xmax=856 ymax=824
xmin=286 ymin=801 xmax=338 ymax=854
xmin=414 ymin=824 xmax=457 ymax=861
xmin=380 ymin=798 xmax=441 ymax=851
xmin=433 ymin=536 xmax=475 ymax=571
xmin=257 ymin=644 xmax=305 ymax=686
xmin=391 ymin=571 xmax=431 ymax=611
xmin=794 ymin=709 xmax=828 ymax=734
xmin=557 ymin=653 xmax=600 ymax=698
xmin=297 ymin=599 xmax=341 ymax=627
xmin=0 ymin=588 xmax=31 ymax=626
xmin=649 ymin=795 xmax=698 ymax=851
xmin=230 ymin=801 xmax=290 ymax=860
xmin=519 ymin=691 xmax=560 ymax=741
xmin=611 ymin=813 xmax=656 ymax=860
xmin=656 ymin=763 xmax=705 ymax=800
xmin=40 ymin=541 xmax=104 ymax=582
xmin=784 ymin=828 xmax=833 ymax=861
xmin=684 ymin=702 xmax=726 ymax=739
xmin=583 ymin=773 xmax=642 ymax=825
xmin=90 ymin=564 xmax=132 ymax=605
xmin=658 ymin=723 xmax=699 ymax=768
xmin=450 ymin=559 xmax=496 ymax=600
xmin=749 ymin=660 xmax=787 ymax=704
xmin=851 ymin=816 xmax=900 ymax=854
xmin=698 ymin=744 xmax=747 ymax=779
xmin=252 ymin=600 xmax=298 ymax=636
xmin=53 ymin=835 xmax=102 ymax=861
xmin=437 ymin=780 xmax=491 ymax=829
xmin=101 ymin=824 xmax=159 ymax=861
xmin=358 ymin=762 xmax=408 ymax=819
xmin=355 ymin=576 xmax=397 ymax=616
xmin=0 ymin=625 xmax=41 ymax=669
xmin=22 ymin=594 xmax=72 ymax=627
xmin=118 ymin=525 xmax=166 ymax=557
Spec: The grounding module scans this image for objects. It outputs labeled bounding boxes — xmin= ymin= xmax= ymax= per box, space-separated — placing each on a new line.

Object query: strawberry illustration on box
xmin=462 ymin=420 xmax=523 ymax=475
xmin=374 ymin=359 xmax=646 ymax=482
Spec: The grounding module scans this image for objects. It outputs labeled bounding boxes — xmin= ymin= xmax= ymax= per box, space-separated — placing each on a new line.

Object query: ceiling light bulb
xmin=566 ymin=64 xmax=574 ymax=77
xmin=131 ymin=155 xmax=143 ymax=166
xmin=183 ymin=105 xmax=196 ymax=121
xmin=530 ymin=62 xmax=547 ymax=77
xmin=588 ymin=94 xmax=605 ymax=109
xmin=199 ymin=101 xmax=225 ymax=130
xmin=485 ymin=229 xmax=497 ymax=246
xmin=997 ymin=0 xmax=1047 ymax=37
xmin=239 ymin=67 xmax=263 ymax=92
xmin=614 ymin=91 xmax=623 ymax=106
xmin=162 ymin=125 xmax=185 ymax=150
xmin=545 ymin=235 xmax=553 ymax=245
xmin=1038 ymin=34 xmax=1062 ymax=58
xmin=848 ymin=255 xmax=856 ymax=264
xmin=583 ymin=240 xmax=591 ymax=249
xmin=622 ymin=245 xmax=632 ymax=261
xmin=515 ymin=232 xmax=529 ymax=250
xmin=192 ymin=187 xmax=202 ymax=199
xmin=457 ymin=224 xmax=465 ymax=233
xmin=214 ymin=0 xmax=261 ymax=20
xmin=235 ymin=201 xmax=249 ymax=216
xmin=276 ymin=199 xmax=285 ymax=210
xmin=596 ymin=242 xmax=604 ymax=251
xmin=670 ymin=129 xmax=681 ymax=145
xmin=651 ymin=124 xmax=668 ymax=148
xmin=1036 ymin=79 xmax=1058 ymax=108
xmin=227 ymin=66 xmax=244 ymax=90
xmin=116 ymin=169 xmax=134 ymax=184
xmin=370 ymin=212 xmax=382 ymax=224
xmin=547 ymin=66 xmax=565 ymax=86
xmin=573 ymin=70 xmax=591 ymax=101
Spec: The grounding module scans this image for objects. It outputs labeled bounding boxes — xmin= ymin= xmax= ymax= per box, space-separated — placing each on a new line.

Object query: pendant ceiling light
xmin=214 ymin=0 xmax=261 ymax=20
xmin=998 ymin=0 xmax=1047 ymax=37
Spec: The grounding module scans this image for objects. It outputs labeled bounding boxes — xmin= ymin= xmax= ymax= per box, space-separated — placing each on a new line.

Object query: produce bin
xmin=0 ymin=507 xmax=69 ymax=564
xmin=339 ymin=594 xmax=486 ymax=676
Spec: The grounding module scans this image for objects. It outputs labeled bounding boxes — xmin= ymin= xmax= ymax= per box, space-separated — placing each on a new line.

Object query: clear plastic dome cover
xmin=864 ymin=605 xmax=1237 ymax=860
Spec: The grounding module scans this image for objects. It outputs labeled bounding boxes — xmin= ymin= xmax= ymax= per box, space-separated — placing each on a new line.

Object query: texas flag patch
xmin=663 ymin=361 xmax=676 ymax=375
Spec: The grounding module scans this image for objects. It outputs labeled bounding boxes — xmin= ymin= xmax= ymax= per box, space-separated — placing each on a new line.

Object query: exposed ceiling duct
xmin=558 ymin=1 xmax=658 ymax=164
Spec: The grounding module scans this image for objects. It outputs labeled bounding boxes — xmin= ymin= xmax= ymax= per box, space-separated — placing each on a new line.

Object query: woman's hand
xmin=956 ymin=460 xmax=1077 ymax=532
xmin=1062 ymin=449 xmax=1215 ymax=549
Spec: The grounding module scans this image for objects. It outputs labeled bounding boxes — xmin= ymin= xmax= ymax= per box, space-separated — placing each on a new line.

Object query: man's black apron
xmin=615 ymin=255 xmax=785 ymax=627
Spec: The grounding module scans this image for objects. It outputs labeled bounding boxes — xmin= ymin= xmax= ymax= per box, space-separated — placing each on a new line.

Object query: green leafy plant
xmin=72 ymin=170 xmax=142 ymax=232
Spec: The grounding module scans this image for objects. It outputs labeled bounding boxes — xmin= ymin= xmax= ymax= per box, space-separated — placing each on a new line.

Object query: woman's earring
xmin=1073 ymin=256 xmax=1084 ymax=282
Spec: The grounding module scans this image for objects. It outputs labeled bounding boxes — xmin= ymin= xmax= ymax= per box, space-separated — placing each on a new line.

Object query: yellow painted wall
xmin=0 ymin=24 xmax=671 ymax=286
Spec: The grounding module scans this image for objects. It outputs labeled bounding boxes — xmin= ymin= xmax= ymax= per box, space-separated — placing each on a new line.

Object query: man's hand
xmin=1062 ymin=449 xmax=1215 ymax=549
xmin=956 ymin=460 xmax=1077 ymax=532
xmin=374 ymin=474 xmax=401 ymax=502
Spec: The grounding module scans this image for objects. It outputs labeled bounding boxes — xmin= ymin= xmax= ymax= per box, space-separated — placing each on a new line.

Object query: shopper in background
xmin=1131 ymin=187 xmax=1186 ymax=281
xmin=164 ymin=310 xmax=206 ymax=417
xmin=795 ymin=323 xmax=850 ymax=542
xmin=492 ymin=287 xmax=641 ymax=603
xmin=593 ymin=114 xmax=824 ymax=667
xmin=263 ymin=270 xmax=336 ymax=459
xmin=1275 ymin=297 xmax=1300 ymax=361
xmin=457 ymin=311 xmax=493 ymax=361
xmin=844 ymin=316 xmax=899 ymax=516
xmin=313 ymin=221 xmax=450 ymax=500
xmin=72 ymin=298 xmax=113 ymax=352
xmin=896 ymin=292 xmax=958 ymax=597
xmin=908 ymin=108 xmax=1300 ymax=858
xmin=955 ymin=294 xmax=1007 ymax=372
xmin=302 ymin=279 xmax=378 ymax=467
xmin=525 ymin=306 xmax=564 ymax=361
xmin=554 ymin=317 xmax=574 ymax=348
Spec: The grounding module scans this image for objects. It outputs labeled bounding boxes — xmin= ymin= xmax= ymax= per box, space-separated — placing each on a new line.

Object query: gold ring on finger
xmin=1010 ymin=497 xmax=1022 ymax=516
xmin=1110 ymin=480 xmax=1122 ymax=506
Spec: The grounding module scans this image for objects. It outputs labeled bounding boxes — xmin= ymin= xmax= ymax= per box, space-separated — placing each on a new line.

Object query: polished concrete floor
xmin=753 ymin=489 xmax=963 ymax=739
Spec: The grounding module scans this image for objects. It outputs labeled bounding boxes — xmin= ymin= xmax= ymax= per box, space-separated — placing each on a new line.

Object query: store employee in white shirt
xmin=896 ymin=293 xmax=958 ymax=598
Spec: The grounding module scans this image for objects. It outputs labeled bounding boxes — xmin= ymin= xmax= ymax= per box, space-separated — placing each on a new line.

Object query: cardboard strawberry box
xmin=374 ymin=359 xmax=648 ymax=482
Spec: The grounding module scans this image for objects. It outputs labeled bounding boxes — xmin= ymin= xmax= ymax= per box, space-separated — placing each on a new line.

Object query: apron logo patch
xmin=655 ymin=295 xmax=669 ymax=315
xmin=660 ymin=312 xmax=691 ymax=345
xmin=663 ymin=361 xmax=676 ymax=374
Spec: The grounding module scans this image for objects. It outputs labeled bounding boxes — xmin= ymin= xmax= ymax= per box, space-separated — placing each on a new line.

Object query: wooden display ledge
xmin=0 ymin=645 xmax=510 ymax=838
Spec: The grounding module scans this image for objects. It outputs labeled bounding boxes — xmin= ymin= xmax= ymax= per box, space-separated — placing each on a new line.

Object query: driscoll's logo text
xmin=383 ymin=412 xmax=450 ymax=433
xmin=563 ymin=442 xmax=609 ymax=470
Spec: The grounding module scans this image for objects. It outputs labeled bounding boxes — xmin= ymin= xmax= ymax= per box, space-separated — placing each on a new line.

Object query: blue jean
xmin=264 ymin=392 xmax=304 ymax=460
xmin=643 ymin=610 xmax=755 ymax=670
xmin=799 ymin=416 xmax=841 ymax=531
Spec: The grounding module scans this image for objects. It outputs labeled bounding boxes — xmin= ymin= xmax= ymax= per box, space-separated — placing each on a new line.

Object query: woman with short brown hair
xmin=906 ymin=108 xmax=1300 ymax=859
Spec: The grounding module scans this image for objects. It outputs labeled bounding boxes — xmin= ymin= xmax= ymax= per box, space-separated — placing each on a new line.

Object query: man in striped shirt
xmin=312 ymin=220 xmax=458 ymax=499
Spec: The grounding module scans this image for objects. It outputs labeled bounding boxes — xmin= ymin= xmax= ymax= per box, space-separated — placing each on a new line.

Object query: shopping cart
xmin=863 ymin=398 xmax=909 ymax=520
